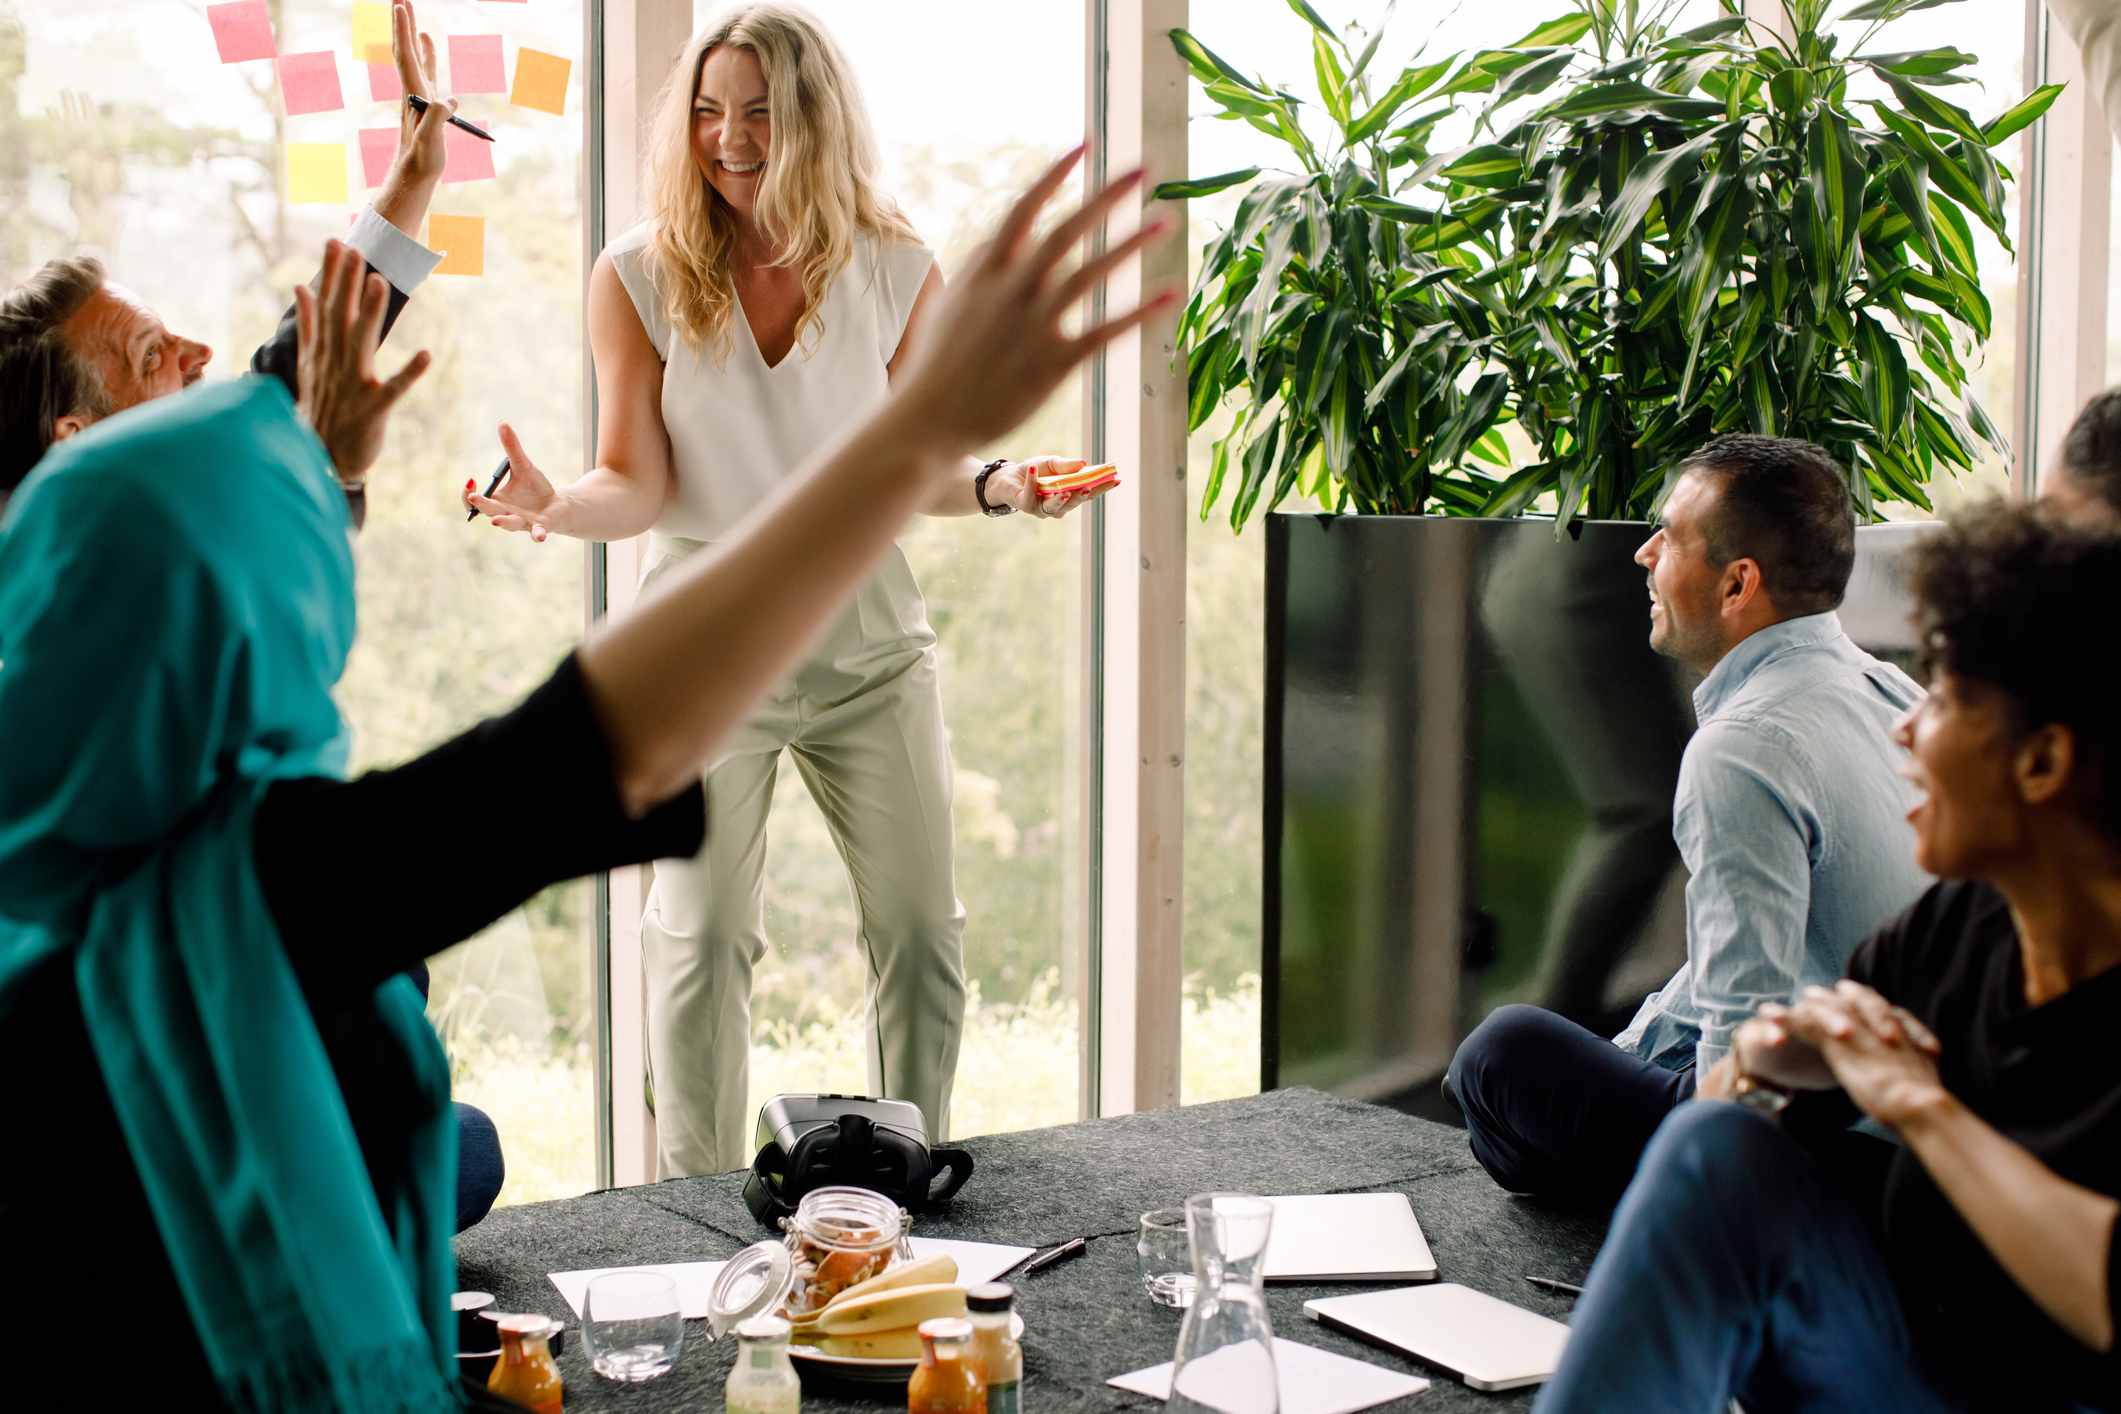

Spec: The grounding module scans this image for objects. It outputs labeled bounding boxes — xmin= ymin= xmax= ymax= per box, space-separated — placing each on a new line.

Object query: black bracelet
xmin=974 ymin=458 xmax=1014 ymax=517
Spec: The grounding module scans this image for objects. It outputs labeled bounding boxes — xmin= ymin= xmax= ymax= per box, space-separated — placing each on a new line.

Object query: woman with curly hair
xmin=1536 ymin=495 xmax=2120 ymax=1412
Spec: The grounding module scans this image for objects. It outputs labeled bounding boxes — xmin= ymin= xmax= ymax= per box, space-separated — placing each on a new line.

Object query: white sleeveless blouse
xmin=605 ymin=223 xmax=936 ymax=545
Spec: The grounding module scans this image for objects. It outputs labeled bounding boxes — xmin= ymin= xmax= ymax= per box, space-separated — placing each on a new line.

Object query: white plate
xmin=788 ymin=1311 xmax=1024 ymax=1382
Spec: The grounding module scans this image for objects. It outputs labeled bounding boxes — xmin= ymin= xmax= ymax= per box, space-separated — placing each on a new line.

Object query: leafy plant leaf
xmin=1982 ymin=83 xmax=2063 ymax=145
xmin=1154 ymin=168 xmax=1263 ymax=201
xmin=1169 ymin=29 xmax=1266 ymax=95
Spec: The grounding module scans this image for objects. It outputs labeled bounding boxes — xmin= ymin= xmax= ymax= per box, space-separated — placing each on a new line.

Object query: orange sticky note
xmin=511 ymin=47 xmax=570 ymax=115
xmin=429 ymin=214 xmax=485 ymax=276
xmin=352 ymin=2 xmax=392 ymax=63
xmin=287 ymin=143 xmax=349 ymax=205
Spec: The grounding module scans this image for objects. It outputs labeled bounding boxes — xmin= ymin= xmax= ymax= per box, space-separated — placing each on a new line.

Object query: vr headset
xmin=742 ymin=1093 xmax=975 ymax=1226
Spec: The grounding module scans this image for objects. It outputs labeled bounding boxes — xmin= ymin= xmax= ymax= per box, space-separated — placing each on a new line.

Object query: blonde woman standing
xmin=474 ymin=4 xmax=1108 ymax=1176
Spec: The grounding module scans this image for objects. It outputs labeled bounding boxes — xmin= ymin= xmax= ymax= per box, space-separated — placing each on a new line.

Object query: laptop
xmin=1262 ymin=1194 xmax=1438 ymax=1282
xmin=1303 ymin=1283 xmax=1570 ymax=1392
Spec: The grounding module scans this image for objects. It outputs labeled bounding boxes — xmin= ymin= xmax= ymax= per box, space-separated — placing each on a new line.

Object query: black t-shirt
xmin=0 ymin=652 xmax=704 ymax=1399
xmin=1847 ymin=880 xmax=2121 ymax=1409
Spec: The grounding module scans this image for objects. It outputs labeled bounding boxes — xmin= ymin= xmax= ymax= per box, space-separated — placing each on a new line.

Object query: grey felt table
xmin=453 ymin=1087 xmax=1609 ymax=1413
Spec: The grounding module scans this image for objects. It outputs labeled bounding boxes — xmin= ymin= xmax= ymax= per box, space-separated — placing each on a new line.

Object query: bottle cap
xmin=965 ymin=1282 xmax=1016 ymax=1313
xmin=918 ymin=1316 xmax=974 ymax=1345
xmin=734 ymin=1314 xmax=792 ymax=1342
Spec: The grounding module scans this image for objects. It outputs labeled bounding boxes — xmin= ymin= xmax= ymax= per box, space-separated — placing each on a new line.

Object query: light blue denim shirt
xmin=1613 ymin=611 xmax=1930 ymax=1077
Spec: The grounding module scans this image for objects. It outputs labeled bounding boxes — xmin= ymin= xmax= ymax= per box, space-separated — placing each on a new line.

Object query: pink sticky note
xmin=441 ymin=124 xmax=497 ymax=184
xmin=358 ymin=128 xmax=398 ymax=188
xmin=368 ymin=61 xmax=403 ymax=103
xmin=449 ymin=35 xmax=507 ymax=94
xmin=207 ymin=0 xmax=276 ymax=62
xmin=278 ymin=52 xmax=345 ymax=116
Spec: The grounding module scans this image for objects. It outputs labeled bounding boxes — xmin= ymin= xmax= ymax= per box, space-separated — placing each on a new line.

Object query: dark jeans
xmin=455 ymin=1101 xmax=505 ymax=1233
xmin=411 ymin=964 xmax=505 ymax=1233
xmin=1444 ymin=1004 xmax=1693 ymax=1204
xmin=1533 ymin=1104 xmax=1969 ymax=1413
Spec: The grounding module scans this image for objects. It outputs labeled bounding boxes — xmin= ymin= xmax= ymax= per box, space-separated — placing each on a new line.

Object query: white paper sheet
xmin=547 ymin=1236 xmax=1037 ymax=1320
xmin=1108 ymin=1336 xmax=1430 ymax=1414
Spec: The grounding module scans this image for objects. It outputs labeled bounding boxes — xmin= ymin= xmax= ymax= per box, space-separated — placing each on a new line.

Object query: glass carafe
xmin=1168 ymin=1193 xmax=1278 ymax=1414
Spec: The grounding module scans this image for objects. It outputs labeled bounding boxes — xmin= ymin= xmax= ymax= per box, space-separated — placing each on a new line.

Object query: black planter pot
xmin=1261 ymin=513 xmax=1931 ymax=1115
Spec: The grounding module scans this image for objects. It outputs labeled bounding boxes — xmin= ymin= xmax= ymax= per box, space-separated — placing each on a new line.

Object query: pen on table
xmin=466 ymin=456 xmax=510 ymax=521
xmin=1523 ymin=1276 xmax=1583 ymax=1297
xmin=407 ymin=93 xmax=494 ymax=143
xmin=1021 ymin=1237 xmax=1088 ymax=1276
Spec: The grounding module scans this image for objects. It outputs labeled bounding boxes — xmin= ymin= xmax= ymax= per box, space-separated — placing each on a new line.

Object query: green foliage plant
xmin=1155 ymin=0 xmax=2061 ymax=528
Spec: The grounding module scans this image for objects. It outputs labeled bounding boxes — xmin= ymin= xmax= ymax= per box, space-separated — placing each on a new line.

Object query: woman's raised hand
xmin=891 ymin=145 xmax=1174 ymax=460
xmin=465 ymin=422 xmax=563 ymax=541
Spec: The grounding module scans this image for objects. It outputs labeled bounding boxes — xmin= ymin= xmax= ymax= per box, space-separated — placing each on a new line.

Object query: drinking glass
xmin=583 ymin=1270 xmax=684 ymax=1382
xmin=1138 ymin=1207 xmax=1197 ymax=1309
xmin=1168 ymin=1193 xmax=1278 ymax=1414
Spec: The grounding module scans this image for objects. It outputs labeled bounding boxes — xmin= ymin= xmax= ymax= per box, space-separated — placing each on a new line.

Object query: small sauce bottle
xmin=487 ymin=1314 xmax=565 ymax=1414
xmin=908 ymin=1316 xmax=986 ymax=1414
xmin=965 ymin=1283 xmax=1022 ymax=1414
xmin=726 ymin=1314 xmax=801 ymax=1414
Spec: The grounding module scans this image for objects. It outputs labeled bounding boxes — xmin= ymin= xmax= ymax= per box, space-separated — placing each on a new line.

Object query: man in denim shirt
xmin=1445 ymin=435 xmax=1928 ymax=1203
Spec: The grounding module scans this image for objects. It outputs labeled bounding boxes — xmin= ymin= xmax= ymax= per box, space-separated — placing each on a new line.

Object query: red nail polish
xmin=465 ymin=479 xmax=475 ymax=490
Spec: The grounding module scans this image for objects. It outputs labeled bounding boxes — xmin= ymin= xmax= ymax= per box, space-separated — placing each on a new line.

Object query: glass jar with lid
xmin=706 ymin=1185 xmax=917 ymax=1338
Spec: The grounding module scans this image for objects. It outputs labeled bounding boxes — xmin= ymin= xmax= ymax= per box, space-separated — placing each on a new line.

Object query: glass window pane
xmin=687 ymin=0 xmax=1089 ymax=1137
xmin=6 ymin=0 xmax=592 ymax=1206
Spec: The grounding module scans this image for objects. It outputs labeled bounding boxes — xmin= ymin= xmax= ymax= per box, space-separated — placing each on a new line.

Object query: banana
xmin=823 ymin=1253 xmax=959 ymax=1312
xmin=803 ymin=1282 xmax=967 ymax=1336
xmin=805 ymin=1327 xmax=928 ymax=1361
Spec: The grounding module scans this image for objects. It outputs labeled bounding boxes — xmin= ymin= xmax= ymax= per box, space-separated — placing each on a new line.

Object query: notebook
xmin=1108 ymin=1335 xmax=1430 ymax=1414
xmin=1303 ymin=1283 xmax=1570 ymax=1392
xmin=1262 ymin=1194 xmax=1437 ymax=1282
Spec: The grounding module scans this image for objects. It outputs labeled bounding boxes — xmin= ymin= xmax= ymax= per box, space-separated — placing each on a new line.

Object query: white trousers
xmin=639 ymin=540 xmax=967 ymax=1177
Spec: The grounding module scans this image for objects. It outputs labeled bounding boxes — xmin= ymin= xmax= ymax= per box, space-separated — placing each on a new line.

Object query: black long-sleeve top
xmin=247 ymin=253 xmax=411 ymax=532
xmin=1829 ymin=881 xmax=2121 ymax=1410
xmin=2 ymin=654 xmax=703 ymax=1396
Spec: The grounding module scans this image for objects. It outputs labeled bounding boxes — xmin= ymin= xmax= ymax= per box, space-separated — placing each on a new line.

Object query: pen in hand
xmin=466 ymin=456 xmax=510 ymax=521
xmin=408 ymin=93 xmax=494 ymax=143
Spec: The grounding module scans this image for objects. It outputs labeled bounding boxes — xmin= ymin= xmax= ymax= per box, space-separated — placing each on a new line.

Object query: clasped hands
xmin=1728 ymin=979 xmax=1951 ymax=1132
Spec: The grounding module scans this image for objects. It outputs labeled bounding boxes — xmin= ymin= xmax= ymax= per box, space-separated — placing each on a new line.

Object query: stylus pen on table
xmin=1001 ymin=1236 xmax=1088 ymax=1279
xmin=1523 ymin=1276 xmax=1583 ymax=1297
xmin=466 ymin=457 xmax=510 ymax=521
xmin=407 ymin=93 xmax=494 ymax=143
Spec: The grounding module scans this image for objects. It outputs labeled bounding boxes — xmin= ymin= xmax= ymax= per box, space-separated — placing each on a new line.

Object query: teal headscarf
xmin=0 ymin=377 xmax=459 ymax=1411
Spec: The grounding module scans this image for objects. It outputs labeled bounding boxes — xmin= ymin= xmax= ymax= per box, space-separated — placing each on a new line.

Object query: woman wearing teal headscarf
xmin=0 ymin=154 xmax=1167 ymax=1409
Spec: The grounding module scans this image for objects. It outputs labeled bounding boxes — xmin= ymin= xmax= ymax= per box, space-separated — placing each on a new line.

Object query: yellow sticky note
xmin=287 ymin=143 xmax=349 ymax=205
xmin=429 ymin=213 xmax=485 ymax=276
xmin=351 ymin=1 xmax=392 ymax=64
xmin=511 ymin=47 xmax=571 ymax=115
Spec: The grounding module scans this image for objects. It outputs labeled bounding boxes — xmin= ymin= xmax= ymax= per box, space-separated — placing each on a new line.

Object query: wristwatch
xmin=1731 ymin=1069 xmax=1793 ymax=1117
xmin=973 ymin=458 xmax=1015 ymax=517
